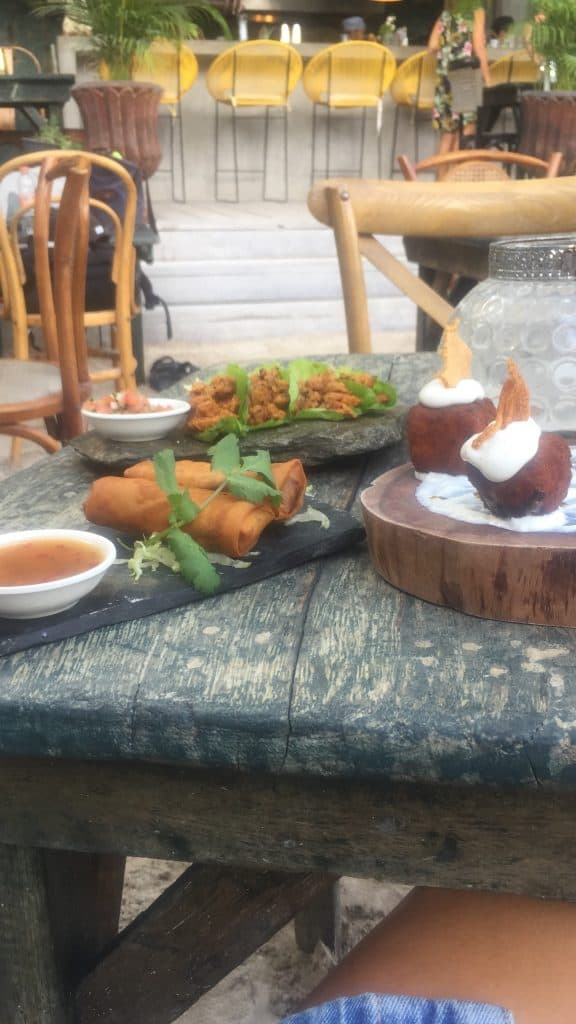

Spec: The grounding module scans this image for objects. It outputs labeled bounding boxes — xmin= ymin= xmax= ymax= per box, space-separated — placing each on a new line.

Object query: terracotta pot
xmin=519 ymin=91 xmax=576 ymax=175
xmin=71 ymin=81 xmax=163 ymax=179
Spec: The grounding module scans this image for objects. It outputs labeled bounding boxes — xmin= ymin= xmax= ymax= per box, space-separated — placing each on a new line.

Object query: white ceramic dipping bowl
xmin=0 ymin=529 xmax=116 ymax=619
xmin=82 ymin=398 xmax=190 ymax=442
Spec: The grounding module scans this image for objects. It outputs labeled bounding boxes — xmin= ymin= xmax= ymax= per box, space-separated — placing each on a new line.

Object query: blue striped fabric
xmin=282 ymin=993 xmax=514 ymax=1024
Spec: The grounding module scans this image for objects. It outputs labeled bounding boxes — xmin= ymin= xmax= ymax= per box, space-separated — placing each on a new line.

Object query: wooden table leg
xmin=0 ymin=843 xmax=74 ymax=1023
xmin=44 ymin=850 xmax=126 ymax=987
xmin=294 ymin=881 xmax=341 ymax=957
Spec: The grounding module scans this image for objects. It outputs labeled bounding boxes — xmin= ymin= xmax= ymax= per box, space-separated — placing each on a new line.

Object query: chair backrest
xmin=128 ymin=42 xmax=199 ymax=108
xmin=390 ymin=50 xmax=437 ymax=111
xmin=0 ymin=45 xmax=41 ymax=74
xmin=398 ymin=149 xmax=564 ymax=182
xmin=0 ymin=46 xmax=42 ymax=130
xmin=489 ymin=48 xmax=540 ymax=86
xmin=302 ymin=42 xmax=396 ymax=106
xmin=0 ymin=150 xmax=138 ymax=371
xmin=0 ymin=152 xmax=90 ymax=438
xmin=206 ymin=41 xmax=302 ymax=106
xmin=307 ymin=176 xmax=576 ymax=353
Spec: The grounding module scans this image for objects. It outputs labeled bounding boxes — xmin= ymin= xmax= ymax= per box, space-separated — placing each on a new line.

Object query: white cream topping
xmin=416 ymin=466 xmax=573 ymax=534
xmin=460 ymin=418 xmax=541 ymax=483
xmin=418 ymin=377 xmax=485 ymax=408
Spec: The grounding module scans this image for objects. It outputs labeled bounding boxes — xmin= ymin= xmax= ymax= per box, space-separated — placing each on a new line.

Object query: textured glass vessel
xmin=454 ymin=235 xmax=576 ymax=433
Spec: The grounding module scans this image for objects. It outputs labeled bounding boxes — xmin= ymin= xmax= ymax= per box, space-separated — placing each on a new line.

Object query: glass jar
xmin=454 ymin=235 xmax=576 ymax=433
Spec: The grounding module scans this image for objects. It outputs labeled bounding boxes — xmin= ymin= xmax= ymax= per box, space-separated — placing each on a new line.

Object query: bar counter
xmin=56 ymin=36 xmax=434 ymax=202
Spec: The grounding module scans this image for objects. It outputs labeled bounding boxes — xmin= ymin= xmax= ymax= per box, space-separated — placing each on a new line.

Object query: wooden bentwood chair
xmin=398 ymin=149 xmax=564 ymax=181
xmin=307 ymin=175 xmax=576 ymax=354
xmin=0 ymin=153 xmax=97 ymax=452
xmin=0 ymin=149 xmax=138 ymax=391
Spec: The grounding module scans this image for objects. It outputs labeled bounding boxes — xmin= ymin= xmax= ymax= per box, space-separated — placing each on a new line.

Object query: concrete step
xmin=151 ymin=226 xmax=409 ymax=264
xmin=141 ymin=295 xmax=416 ymax=346
xmin=145 ymin=255 xmax=410 ymax=306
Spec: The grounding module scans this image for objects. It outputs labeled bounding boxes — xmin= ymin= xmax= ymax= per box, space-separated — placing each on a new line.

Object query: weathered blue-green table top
xmin=1 ymin=352 xmax=575 ymax=788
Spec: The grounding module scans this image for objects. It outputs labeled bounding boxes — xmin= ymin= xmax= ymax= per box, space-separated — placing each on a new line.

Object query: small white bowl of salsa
xmin=0 ymin=529 xmax=116 ymax=619
xmin=82 ymin=391 xmax=190 ymax=442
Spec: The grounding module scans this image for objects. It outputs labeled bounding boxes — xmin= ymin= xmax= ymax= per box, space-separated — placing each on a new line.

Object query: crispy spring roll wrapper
xmin=124 ymin=458 xmax=306 ymax=522
xmin=84 ymin=478 xmax=279 ymax=558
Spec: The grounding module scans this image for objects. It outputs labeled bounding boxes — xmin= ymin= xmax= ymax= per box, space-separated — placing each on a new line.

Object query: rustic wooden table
xmin=2 ymin=352 xmax=576 ymax=1024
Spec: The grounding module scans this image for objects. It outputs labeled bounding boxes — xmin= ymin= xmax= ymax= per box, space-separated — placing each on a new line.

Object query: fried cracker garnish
xmin=436 ymin=319 xmax=473 ymax=389
xmin=471 ymin=359 xmax=530 ymax=449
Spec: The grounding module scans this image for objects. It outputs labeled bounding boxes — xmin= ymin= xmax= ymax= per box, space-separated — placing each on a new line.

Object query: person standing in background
xmin=489 ymin=15 xmax=514 ymax=46
xmin=428 ymin=0 xmax=491 ymax=161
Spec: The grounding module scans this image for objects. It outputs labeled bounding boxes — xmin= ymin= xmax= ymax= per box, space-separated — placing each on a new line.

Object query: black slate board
xmin=0 ymin=501 xmax=364 ymax=657
xmin=70 ymin=410 xmax=406 ymax=471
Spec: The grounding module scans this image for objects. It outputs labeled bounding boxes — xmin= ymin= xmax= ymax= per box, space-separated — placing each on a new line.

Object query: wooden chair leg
xmin=326 ymin=186 xmax=372 ymax=353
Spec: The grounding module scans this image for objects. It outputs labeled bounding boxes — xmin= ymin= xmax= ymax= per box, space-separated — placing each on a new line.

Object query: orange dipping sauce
xmin=0 ymin=537 xmax=104 ymax=587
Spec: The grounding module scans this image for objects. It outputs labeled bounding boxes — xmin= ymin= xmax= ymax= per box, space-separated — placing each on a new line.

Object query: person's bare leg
xmin=436 ymin=130 xmax=459 ymax=178
xmin=297 ymin=887 xmax=576 ymax=1024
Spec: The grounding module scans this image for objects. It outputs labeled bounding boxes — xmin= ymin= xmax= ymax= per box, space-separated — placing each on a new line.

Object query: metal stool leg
xmin=177 ymin=102 xmax=186 ymax=202
xmin=282 ymin=105 xmax=288 ymax=201
xmin=310 ymin=104 xmax=316 ymax=184
xmin=262 ymin=105 xmax=270 ymax=200
xmin=359 ymin=106 xmax=367 ymax=177
xmin=231 ymin=104 xmax=240 ymax=203
xmin=169 ymin=112 xmax=176 ymax=202
xmin=413 ymin=107 xmax=419 ymax=165
xmin=326 ymin=105 xmax=331 ymax=178
xmin=214 ymin=100 xmax=221 ymax=200
xmin=389 ymin=104 xmax=400 ymax=177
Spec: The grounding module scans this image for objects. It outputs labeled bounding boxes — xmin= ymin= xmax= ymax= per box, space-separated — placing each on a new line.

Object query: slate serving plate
xmin=0 ymin=500 xmax=364 ymax=657
xmin=70 ymin=409 xmax=406 ymax=471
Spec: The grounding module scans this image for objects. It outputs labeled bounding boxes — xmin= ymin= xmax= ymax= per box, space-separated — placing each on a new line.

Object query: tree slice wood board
xmin=70 ymin=410 xmax=405 ymax=471
xmin=360 ymin=463 xmax=576 ymax=628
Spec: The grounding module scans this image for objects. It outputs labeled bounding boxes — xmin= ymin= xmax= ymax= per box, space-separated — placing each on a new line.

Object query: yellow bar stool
xmin=388 ymin=50 xmax=438 ymax=177
xmin=206 ymin=40 xmax=303 ymax=202
xmin=477 ymin=49 xmax=540 ymax=150
xmin=132 ymin=42 xmax=199 ymax=203
xmin=302 ymin=41 xmax=396 ymax=183
xmin=489 ymin=48 xmax=541 ymax=86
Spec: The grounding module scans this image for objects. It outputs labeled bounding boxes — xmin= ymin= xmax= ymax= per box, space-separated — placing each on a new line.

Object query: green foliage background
xmin=33 ymin=0 xmax=230 ymax=78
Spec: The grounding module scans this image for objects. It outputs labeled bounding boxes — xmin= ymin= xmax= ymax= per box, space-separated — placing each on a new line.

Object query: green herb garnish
xmin=127 ymin=434 xmax=281 ymax=594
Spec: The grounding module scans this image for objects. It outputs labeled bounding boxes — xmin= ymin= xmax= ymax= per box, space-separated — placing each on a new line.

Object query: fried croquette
xmin=466 ymin=432 xmax=572 ymax=517
xmin=407 ymin=399 xmax=497 ymax=476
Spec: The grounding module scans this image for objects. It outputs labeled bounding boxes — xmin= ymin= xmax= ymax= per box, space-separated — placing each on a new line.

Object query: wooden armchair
xmin=0 ymin=153 xmax=93 ymax=452
xmin=307 ymin=176 xmax=576 ymax=353
xmin=0 ymin=149 xmax=138 ymax=391
xmin=398 ymin=149 xmax=564 ymax=182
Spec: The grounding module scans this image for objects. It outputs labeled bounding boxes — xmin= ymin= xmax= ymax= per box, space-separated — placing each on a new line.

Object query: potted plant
xmin=31 ymin=0 xmax=231 ymax=177
xmin=518 ymin=0 xmax=576 ymax=174
xmin=32 ymin=0 xmax=230 ymax=80
xmin=530 ymin=0 xmax=576 ymax=90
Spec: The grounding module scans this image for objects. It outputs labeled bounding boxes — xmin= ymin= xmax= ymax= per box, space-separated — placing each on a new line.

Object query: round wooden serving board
xmin=360 ymin=463 xmax=576 ymax=628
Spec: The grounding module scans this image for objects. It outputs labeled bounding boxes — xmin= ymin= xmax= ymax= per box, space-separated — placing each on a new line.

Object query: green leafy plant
xmin=128 ymin=435 xmax=281 ymax=594
xmin=33 ymin=0 xmax=231 ymax=79
xmin=531 ymin=0 xmax=576 ymax=90
xmin=36 ymin=115 xmax=78 ymax=149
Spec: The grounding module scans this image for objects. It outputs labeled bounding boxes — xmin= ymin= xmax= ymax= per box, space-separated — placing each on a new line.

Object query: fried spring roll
xmin=84 ymin=478 xmax=279 ymax=558
xmin=124 ymin=458 xmax=306 ymax=521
